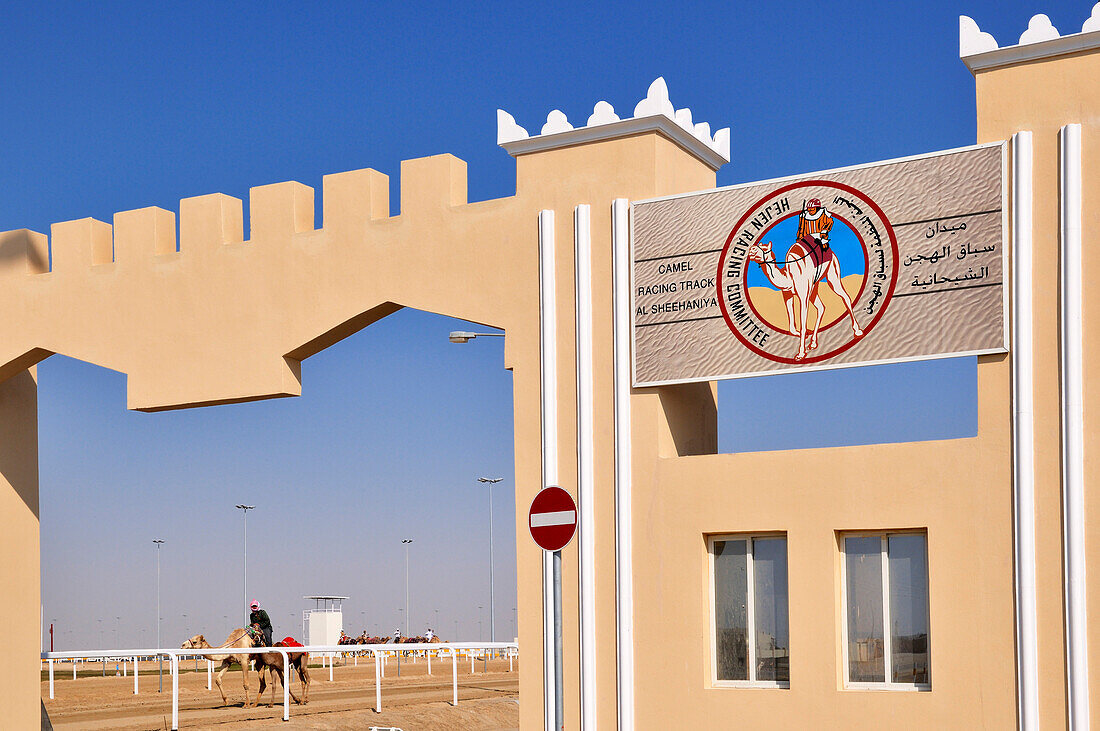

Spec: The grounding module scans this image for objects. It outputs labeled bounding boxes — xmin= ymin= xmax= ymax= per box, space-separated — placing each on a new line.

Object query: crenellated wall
xmin=0 ymin=94 xmax=718 ymax=727
xmin=0 ymin=155 xmax=530 ymax=411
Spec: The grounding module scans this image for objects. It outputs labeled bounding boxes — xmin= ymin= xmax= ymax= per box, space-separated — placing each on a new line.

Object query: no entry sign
xmin=529 ymin=486 xmax=577 ymax=551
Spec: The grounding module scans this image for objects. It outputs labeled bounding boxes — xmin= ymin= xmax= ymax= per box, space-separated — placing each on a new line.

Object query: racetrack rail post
xmin=374 ymin=650 xmax=382 ymax=712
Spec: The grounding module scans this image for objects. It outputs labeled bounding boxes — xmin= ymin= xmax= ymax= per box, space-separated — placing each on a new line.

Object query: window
xmin=709 ymin=534 xmax=790 ymax=687
xmin=841 ymin=532 xmax=930 ymax=690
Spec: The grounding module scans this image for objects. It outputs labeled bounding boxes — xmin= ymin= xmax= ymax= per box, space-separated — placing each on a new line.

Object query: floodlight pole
xmin=236 ymin=505 xmax=255 ymax=625
xmin=478 ymin=477 xmax=503 ymax=642
xmin=402 ymin=539 xmax=413 ymax=637
xmin=153 ymin=539 xmax=165 ymax=692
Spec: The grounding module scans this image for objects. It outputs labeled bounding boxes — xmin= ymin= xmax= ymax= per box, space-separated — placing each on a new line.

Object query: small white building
xmin=302 ymin=595 xmax=346 ymax=646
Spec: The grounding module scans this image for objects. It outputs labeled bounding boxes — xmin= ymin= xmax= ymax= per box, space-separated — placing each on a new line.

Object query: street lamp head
xmin=152 ymin=539 xmax=165 ymax=545
xmin=449 ymin=330 xmax=504 ymax=344
xmin=401 ymin=539 xmax=413 ymax=544
xmin=235 ymin=504 xmax=255 ymax=511
xmin=477 ymin=477 xmax=504 ymax=485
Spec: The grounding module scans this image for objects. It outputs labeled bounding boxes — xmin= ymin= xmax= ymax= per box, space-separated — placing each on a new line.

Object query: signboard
xmin=631 ymin=143 xmax=1007 ymax=386
xmin=529 ymin=486 xmax=577 ymax=551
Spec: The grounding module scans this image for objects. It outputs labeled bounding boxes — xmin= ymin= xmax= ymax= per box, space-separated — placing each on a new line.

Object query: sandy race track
xmin=42 ymin=655 xmax=519 ymax=730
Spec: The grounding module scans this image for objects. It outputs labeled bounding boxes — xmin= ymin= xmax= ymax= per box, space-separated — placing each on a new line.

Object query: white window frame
xmin=707 ymin=533 xmax=790 ymax=689
xmin=839 ymin=531 xmax=931 ymax=692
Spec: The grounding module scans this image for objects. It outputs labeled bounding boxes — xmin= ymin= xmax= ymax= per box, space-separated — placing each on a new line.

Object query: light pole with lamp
xmin=401 ymin=539 xmax=413 ymax=637
xmin=153 ymin=538 xmax=165 ymax=691
xmin=235 ymin=505 xmax=255 ymax=625
xmin=477 ymin=477 xmax=502 ymax=642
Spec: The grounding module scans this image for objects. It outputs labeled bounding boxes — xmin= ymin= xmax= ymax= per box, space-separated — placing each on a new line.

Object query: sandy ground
xmin=42 ymin=655 xmax=519 ymax=730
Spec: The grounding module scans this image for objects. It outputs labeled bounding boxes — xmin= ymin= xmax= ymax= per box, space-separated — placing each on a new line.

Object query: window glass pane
xmin=889 ymin=534 xmax=930 ymax=684
xmin=845 ymin=536 xmax=885 ymax=682
xmin=752 ymin=538 xmax=790 ymax=682
xmin=713 ymin=539 xmax=748 ymax=680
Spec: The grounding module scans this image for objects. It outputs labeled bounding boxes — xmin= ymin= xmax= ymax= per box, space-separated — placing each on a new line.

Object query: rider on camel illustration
xmin=795 ymin=198 xmax=833 ymax=266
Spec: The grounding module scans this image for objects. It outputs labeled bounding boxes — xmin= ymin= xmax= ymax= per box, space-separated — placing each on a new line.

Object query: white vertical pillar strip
xmin=612 ymin=198 xmax=635 ymax=730
xmin=538 ymin=209 xmax=559 ymax=731
xmin=1060 ymin=122 xmax=1090 ymax=730
xmin=1011 ymin=130 xmax=1040 ymax=731
xmin=574 ymin=203 xmax=597 ymax=730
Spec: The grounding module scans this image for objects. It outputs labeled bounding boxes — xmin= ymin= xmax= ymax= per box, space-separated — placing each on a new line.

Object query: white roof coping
xmin=498 ymin=77 xmax=730 ymax=171
xmin=960 ymin=4 xmax=1100 ymax=72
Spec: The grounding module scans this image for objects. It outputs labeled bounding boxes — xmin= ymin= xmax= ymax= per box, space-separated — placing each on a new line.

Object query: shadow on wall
xmin=0 ymin=369 xmax=40 ymax=518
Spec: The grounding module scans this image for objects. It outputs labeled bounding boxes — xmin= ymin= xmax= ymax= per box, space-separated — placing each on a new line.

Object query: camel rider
xmin=394 ymin=628 xmax=401 ymax=642
xmin=249 ymin=600 xmax=273 ymax=647
xmin=425 ymin=627 xmax=434 ymax=641
xmin=796 ymin=197 xmax=834 ymax=248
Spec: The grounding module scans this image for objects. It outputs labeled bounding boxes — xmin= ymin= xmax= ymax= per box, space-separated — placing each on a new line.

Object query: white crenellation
xmin=496 ymin=110 xmax=529 ymax=145
xmin=541 ymin=110 xmax=573 ymax=135
xmin=587 ymin=101 xmax=620 ymax=126
xmin=1019 ymin=14 xmax=1060 ymax=45
xmin=1084 ymin=4 xmax=1100 ymax=32
xmin=633 ymin=77 xmax=676 ymax=119
xmin=497 ymin=76 xmax=731 ymax=163
xmin=960 ymin=16 xmax=998 ymax=56
xmin=960 ymin=3 xmax=1100 ymax=58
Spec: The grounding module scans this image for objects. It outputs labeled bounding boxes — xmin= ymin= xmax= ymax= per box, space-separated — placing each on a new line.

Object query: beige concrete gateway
xmin=3 ymin=8 xmax=1100 ymax=730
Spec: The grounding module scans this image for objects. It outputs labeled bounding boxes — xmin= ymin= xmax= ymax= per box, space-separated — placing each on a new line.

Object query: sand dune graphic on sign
xmin=748 ymin=274 xmax=864 ymax=333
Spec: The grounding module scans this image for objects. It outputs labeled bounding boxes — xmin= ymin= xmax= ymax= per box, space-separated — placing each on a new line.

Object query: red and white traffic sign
xmin=529 ymin=486 xmax=577 ymax=551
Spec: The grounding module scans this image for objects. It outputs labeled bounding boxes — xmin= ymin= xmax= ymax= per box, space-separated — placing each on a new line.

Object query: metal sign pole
xmin=553 ymin=549 xmax=563 ymax=731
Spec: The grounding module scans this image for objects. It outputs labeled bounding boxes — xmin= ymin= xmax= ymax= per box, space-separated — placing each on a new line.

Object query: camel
xmin=746 ymin=237 xmax=863 ymax=360
xmin=253 ymin=641 xmax=310 ymax=707
xmin=181 ymin=630 xmax=258 ymax=708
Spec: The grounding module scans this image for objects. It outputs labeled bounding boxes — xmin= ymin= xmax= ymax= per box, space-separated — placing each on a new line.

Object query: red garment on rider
xmin=799 ymin=235 xmax=833 ymax=268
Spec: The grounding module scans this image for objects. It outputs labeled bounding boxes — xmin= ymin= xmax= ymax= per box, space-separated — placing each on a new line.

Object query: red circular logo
xmin=716 ymin=180 xmax=899 ymax=364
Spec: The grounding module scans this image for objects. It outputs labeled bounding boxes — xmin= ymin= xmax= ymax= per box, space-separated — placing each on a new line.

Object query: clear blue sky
xmin=10 ymin=1 xmax=1088 ymax=650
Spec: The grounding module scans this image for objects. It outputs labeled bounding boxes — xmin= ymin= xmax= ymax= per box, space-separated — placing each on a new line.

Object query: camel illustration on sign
xmin=746 ymin=198 xmax=863 ymax=360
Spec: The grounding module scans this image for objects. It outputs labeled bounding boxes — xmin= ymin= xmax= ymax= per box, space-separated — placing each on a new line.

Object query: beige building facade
xmin=2 ymin=8 xmax=1099 ymax=729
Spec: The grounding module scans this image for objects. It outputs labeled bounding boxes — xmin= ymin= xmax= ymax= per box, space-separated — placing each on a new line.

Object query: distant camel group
xmin=341 ymin=632 xmax=442 ymax=645
xmin=181 ymin=629 xmax=311 ymax=708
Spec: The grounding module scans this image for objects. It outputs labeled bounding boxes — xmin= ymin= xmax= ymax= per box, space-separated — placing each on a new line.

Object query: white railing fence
xmin=42 ymin=642 xmax=518 ymax=730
